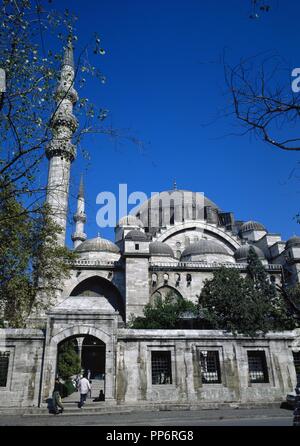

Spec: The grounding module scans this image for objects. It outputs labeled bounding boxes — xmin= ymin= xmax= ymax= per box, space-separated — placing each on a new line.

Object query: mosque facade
xmin=1 ymin=44 xmax=300 ymax=410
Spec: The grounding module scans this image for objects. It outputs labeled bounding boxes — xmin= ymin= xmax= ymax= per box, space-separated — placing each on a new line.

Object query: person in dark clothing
xmin=293 ymin=387 xmax=300 ymax=426
xmin=93 ymin=389 xmax=105 ymax=402
xmin=52 ymin=378 xmax=64 ymax=414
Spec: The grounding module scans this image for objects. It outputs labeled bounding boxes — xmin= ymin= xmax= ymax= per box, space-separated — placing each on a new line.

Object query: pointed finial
xmin=63 ymin=38 xmax=74 ymax=69
xmin=97 ymin=232 xmax=101 ymax=238
xmin=78 ymin=174 xmax=84 ymax=199
xmin=173 ymin=179 xmax=177 ymax=191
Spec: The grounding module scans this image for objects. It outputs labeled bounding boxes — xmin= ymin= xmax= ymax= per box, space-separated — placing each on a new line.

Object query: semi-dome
xmin=181 ymin=239 xmax=229 ymax=259
xmin=135 ymin=189 xmax=219 ymax=229
xmin=75 ymin=236 xmax=120 ymax=254
xmin=149 ymin=241 xmax=175 ymax=258
xmin=234 ymin=244 xmax=265 ymax=262
xmin=125 ymin=230 xmax=148 ymax=241
xmin=117 ymin=215 xmax=143 ymax=228
xmin=286 ymin=236 xmax=300 ymax=249
xmin=239 ymin=221 xmax=266 ymax=233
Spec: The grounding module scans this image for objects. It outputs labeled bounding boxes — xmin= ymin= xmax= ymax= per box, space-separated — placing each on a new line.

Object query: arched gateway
xmin=41 ymin=323 xmax=117 ymax=405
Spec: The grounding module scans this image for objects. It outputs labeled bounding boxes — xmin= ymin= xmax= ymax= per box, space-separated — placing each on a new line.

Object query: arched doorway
xmin=56 ymin=335 xmax=106 ymax=400
xmin=82 ymin=335 xmax=105 ymax=380
xmin=42 ymin=324 xmax=116 ymax=404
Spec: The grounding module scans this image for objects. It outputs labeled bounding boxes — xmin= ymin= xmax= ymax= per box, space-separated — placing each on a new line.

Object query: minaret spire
xmin=72 ymin=175 xmax=87 ymax=249
xmin=45 ymin=40 xmax=79 ymax=246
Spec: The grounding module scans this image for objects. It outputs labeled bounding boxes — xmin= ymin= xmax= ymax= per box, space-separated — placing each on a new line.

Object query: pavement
xmin=0 ymin=406 xmax=295 ymax=426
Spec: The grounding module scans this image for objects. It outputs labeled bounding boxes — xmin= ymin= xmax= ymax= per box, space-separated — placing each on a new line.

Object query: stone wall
xmin=0 ymin=329 xmax=45 ymax=407
xmin=116 ymin=329 xmax=298 ymax=405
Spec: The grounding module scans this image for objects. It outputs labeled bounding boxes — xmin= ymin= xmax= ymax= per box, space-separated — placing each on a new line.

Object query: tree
xmin=246 ymin=246 xmax=294 ymax=331
xmin=199 ymin=250 xmax=297 ymax=336
xmin=199 ymin=267 xmax=258 ymax=336
xmin=0 ymin=182 xmax=76 ymax=327
xmin=0 ymin=0 xmax=120 ymax=222
xmin=57 ymin=339 xmax=81 ymax=381
xmin=129 ymin=291 xmax=198 ymax=329
xmin=224 ymin=52 xmax=300 ymax=152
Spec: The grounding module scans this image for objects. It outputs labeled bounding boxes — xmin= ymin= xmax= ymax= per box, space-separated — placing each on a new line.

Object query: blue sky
xmin=54 ymin=0 xmax=300 ymax=244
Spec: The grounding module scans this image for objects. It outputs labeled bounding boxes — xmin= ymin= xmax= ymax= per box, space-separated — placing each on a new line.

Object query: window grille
xmin=293 ymin=352 xmax=300 ymax=386
xmin=0 ymin=351 xmax=10 ymax=387
xmin=200 ymin=351 xmax=221 ymax=383
xmin=151 ymin=351 xmax=172 ymax=385
xmin=247 ymin=351 xmax=269 ymax=383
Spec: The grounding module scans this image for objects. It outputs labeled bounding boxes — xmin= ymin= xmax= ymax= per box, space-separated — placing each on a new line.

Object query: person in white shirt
xmin=78 ymin=374 xmax=91 ymax=408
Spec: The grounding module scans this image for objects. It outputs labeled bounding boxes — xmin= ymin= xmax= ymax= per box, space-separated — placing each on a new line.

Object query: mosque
xmin=1 ymin=43 xmax=300 ymax=410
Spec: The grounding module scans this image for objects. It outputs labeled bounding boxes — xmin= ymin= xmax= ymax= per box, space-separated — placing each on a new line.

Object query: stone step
xmin=0 ymin=400 xmax=284 ymax=417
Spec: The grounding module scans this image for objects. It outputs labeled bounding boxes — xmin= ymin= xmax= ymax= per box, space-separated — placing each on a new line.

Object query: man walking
xmin=52 ymin=377 xmax=64 ymax=415
xmin=78 ymin=374 xmax=91 ymax=408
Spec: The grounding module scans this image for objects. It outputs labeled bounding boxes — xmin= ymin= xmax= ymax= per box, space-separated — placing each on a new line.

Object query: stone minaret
xmin=72 ymin=175 xmax=87 ymax=248
xmin=45 ymin=40 xmax=78 ymax=246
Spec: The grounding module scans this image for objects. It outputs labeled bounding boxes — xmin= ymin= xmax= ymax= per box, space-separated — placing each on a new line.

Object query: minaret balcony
xmin=46 ymin=140 xmax=76 ymax=161
xmin=55 ymin=85 xmax=79 ymax=104
xmin=73 ymin=212 xmax=87 ymax=223
xmin=51 ymin=112 xmax=78 ymax=133
xmin=71 ymin=232 xmax=87 ymax=243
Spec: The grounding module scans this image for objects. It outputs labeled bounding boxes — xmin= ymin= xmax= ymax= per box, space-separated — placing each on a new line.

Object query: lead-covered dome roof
xmin=149 ymin=241 xmax=175 ymax=258
xmin=234 ymin=244 xmax=265 ymax=261
xmin=75 ymin=236 xmax=120 ymax=254
xmin=117 ymin=215 xmax=143 ymax=228
xmin=125 ymin=230 xmax=148 ymax=241
xmin=286 ymin=236 xmax=300 ymax=249
xmin=135 ymin=190 xmax=219 ymax=228
xmin=181 ymin=239 xmax=229 ymax=258
xmin=239 ymin=221 xmax=266 ymax=233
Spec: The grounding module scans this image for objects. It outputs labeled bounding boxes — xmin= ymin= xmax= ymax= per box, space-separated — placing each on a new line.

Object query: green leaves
xmin=57 ymin=339 xmax=81 ymax=380
xmin=198 ymin=249 xmax=298 ymax=337
xmin=129 ymin=291 xmax=198 ymax=329
xmin=0 ymin=184 xmax=76 ymax=327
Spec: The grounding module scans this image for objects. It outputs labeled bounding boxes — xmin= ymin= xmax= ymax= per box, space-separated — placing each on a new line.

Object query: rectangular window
xmin=151 ymin=351 xmax=172 ymax=385
xmin=200 ymin=351 xmax=221 ymax=384
xmin=247 ymin=351 xmax=269 ymax=383
xmin=135 ymin=244 xmax=139 ymax=250
xmin=0 ymin=351 xmax=10 ymax=387
xmin=293 ymin=352 xmax=300 ymax=386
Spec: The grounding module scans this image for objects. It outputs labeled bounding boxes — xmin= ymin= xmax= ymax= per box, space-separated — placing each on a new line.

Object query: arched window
xmin=170 ymin=199 xmax=175 ymax=225
xmin=70 ymin=276 xmax=124 ymax=319
xmin=159 ymin=199 xmax=163 ymax=227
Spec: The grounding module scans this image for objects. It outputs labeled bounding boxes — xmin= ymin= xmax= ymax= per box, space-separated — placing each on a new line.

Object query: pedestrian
xmin=88 ymin=380 xmax=92 ymax=399
xmin=78 ymin=374 xmax=91 ymax=408
xmin=52 ymin=377 xmax=64 ymax=415
xmin=293 ymin=387 xmax=300 ymax=426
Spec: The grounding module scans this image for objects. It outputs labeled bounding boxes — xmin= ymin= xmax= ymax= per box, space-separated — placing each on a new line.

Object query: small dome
xmin=149 ymin=241 xmax=175 ymax=258
xmin=286 ymin=236 xmax=300 ymax=249
xmin=125 ymin=230 xmax=148 ymax=241
xmin=117 ymin=215 xmax=143 ymax=228
xmin=181 ymin=239 xmax=229 ymax=259
xmin=75 ymin=236 xmax=120 ymax=254
xmin=234 ymin=244 xmax=265 ymax=262
xmin=239 ymin=221 xmax=266 ymax=233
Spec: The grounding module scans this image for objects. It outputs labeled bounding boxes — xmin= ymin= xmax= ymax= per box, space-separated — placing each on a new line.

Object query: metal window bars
xmin=247 ymin=351 xmax=269 ymax=383
xmin=0 ymin=351 xmax=10 ymax=387
xmin=151 ymin=351 xmax=172 ymax=385
xmin=200 ymin=351 xmax=221 ymax=384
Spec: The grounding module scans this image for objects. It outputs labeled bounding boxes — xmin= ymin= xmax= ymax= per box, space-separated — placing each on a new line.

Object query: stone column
xmin=76 ymin=337 xmax=84 ymax=369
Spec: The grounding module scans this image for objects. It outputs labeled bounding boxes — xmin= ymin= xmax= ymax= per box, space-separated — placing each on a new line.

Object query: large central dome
xmin=135 ymin=189 xmax=219 ymax=230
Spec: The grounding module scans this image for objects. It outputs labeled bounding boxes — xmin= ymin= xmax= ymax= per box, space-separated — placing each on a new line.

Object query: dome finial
xmin=173 ymin=179 xmax=177 ymax=190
